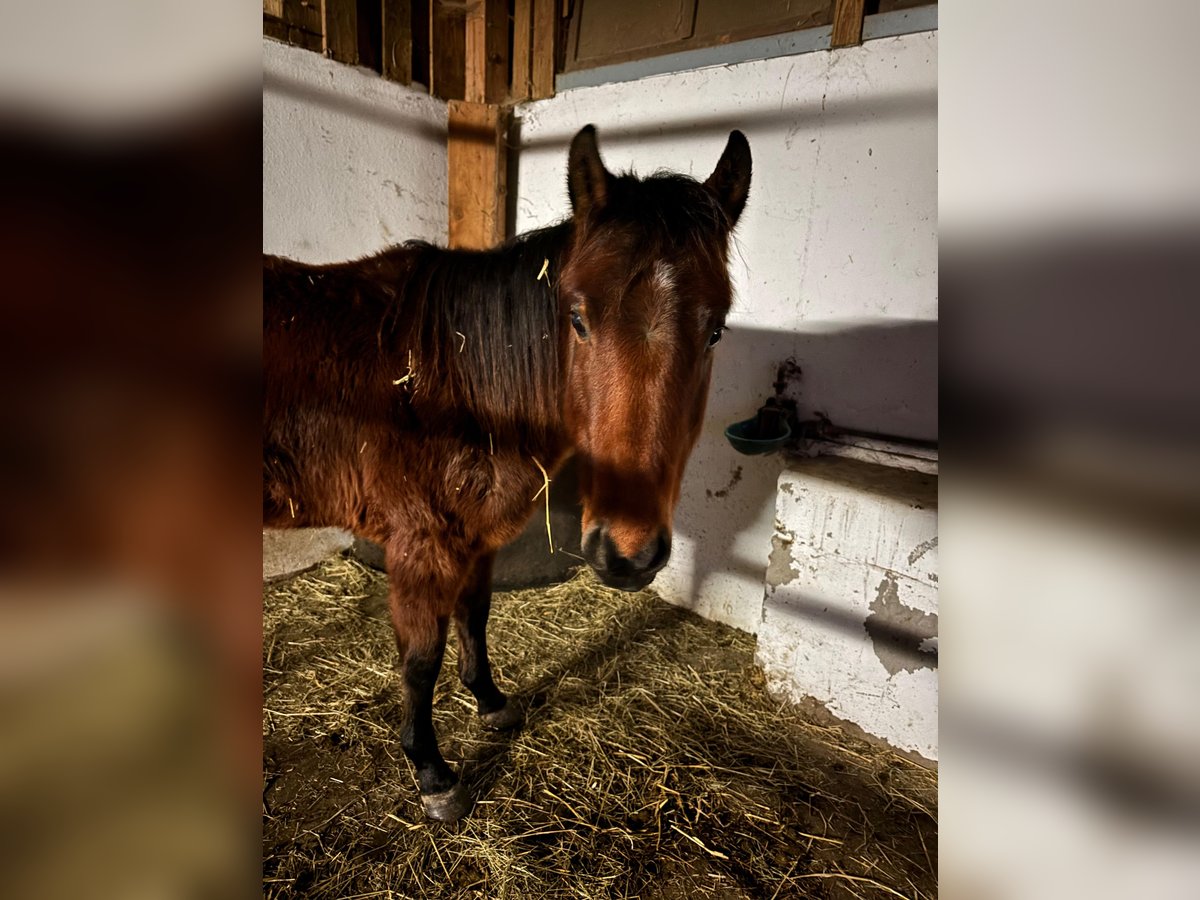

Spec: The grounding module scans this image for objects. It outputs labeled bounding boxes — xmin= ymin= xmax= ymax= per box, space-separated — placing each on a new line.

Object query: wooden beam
xmin=511 ymin=0 xmax=533 ymax=101
xmin=410 ymin=0 xmax=430 ymax=88
xmin=322 ymin=0 xmax=358 ymax=63
xmin=430 ymin=0 xmax=466 ymax=100
xmin=265 ymin=0 xmax=324 ymax=52
xmin=530 ymin=0 xmax=557 ymax=100
xmin=447 ymin=101 xmax=508 ymax=250
xmin=382 ymin=0 xmax=413 ymax=83
xmin=464 ymin=0 xmax=508 ymax=104
xmin=831 ymin=0 xmax=865 ymax=49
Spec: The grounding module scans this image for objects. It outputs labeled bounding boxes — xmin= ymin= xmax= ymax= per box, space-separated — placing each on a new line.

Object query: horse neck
xmin=402 ymin=221 xmax=576 ymax=461
xmin=505 ymin=220 xmax=576 ymax=460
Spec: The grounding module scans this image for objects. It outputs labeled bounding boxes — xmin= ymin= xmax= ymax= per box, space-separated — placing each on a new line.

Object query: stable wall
xmin=759 ymin=458 xmax=938 ymax=760
xmin=512 ymin=32 xmax=938 ymax=633
xmin=263 ymin=39 xmax=447 ymax=261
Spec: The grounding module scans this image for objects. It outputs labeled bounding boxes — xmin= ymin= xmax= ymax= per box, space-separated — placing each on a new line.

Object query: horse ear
xmin=567 ymin=125 xmax=611 ymax=219
xmin=704 ymin=130 xmax=752 ymax=228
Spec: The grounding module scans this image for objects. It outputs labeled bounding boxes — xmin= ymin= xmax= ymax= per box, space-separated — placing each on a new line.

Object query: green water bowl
xmin=724 ymin=417 xmax=792 ymax=456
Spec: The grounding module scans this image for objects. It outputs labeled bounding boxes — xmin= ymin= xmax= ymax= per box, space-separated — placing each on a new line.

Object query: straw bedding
xmin=264 ymin=557 xmax=936 ymax=899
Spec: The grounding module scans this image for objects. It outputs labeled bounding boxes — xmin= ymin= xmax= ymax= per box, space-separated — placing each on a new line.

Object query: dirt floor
xmin=263 ymin=558 xmax=937 ymax=899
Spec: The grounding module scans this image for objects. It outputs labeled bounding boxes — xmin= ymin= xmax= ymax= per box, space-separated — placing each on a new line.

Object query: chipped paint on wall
xmin=756 ymin=457 xmax=938 ymax=760
xmin=865 ymin=572 xmax=938 ymax=676
xmin=706 ymin=465 xmax=743 ymax=500
xmin=765 ymin=523 xmax=801 ymax=588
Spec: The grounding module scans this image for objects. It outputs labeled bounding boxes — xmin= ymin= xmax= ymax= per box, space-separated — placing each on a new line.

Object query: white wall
xmin=263 ymin=39 xmax=447 ymax=261
xmin=513 ymin=32 xmax=937 ymax=632
xmin=759 ymin=458 xmax=938 ymax=760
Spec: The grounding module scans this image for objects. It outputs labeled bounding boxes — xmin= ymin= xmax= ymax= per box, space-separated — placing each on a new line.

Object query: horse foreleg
xmin=389 ymin=593 xmax=470 ymax=823
xmin=454 ymin=553 xmax=522 ymax=731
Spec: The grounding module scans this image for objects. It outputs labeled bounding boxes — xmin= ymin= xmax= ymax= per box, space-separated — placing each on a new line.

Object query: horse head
xmin=558 ymin=126 xmax=751 ymax=591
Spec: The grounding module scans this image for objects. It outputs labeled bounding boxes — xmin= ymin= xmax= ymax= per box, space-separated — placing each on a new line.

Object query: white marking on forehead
xmin=644 ymin=261 xmax=679 ymax=339
xmin=651 ymin=261 xmax=677 ymax=300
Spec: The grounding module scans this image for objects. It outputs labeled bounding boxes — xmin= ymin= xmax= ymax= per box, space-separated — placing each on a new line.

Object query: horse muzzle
xmin=582 ymin=524 xmax=671 ymax=592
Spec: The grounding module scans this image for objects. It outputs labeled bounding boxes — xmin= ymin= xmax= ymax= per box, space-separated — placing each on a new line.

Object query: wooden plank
xmin=382 ymin=0 xmax=413 ymax=83
xmin=464 ymin=0 xmax=508 ymax=104
xmin=560 ymin=0 xmax=831 ymax=73
xmin=511 ymin=0 xmax=533 ymax=101
xmin=831 ymin=0 xmax=865 ymax=48
xmin=264 ymin=0 xmax=284 ymax=18
xmin=530 ymin=0 xmax=557 ymax=99
xmin=322 ymin=0 xmax=358 ymax=63
xmin=447 ymin=100 xmax=508 ymax=250
xmin=263 ymin=13 xmax=290 ymax=42
xmin=357 ymin=1 xmax=382 ymax=73
xmin=276 ymin=0 xmax=323 ymax=35
xmin=411 ymin=0 xmax=430 ymax=88
xmin=265 ymin=0 xmax=324 ymax=53
xmin=430 ymin=0 xmax=466 ymax=100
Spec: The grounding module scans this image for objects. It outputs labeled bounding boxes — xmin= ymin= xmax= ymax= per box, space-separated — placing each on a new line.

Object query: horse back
xmin=262 ymin=251 xmax=419 ymax=534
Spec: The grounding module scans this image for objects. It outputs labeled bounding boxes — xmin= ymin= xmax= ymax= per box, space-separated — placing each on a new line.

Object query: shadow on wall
xmin=671 ymin=319 xmax=938 ymax=603
xmin=512 ymin=86 xmax=938 ymax=150
xmin=505 ymin=85 xmax=936 ymax=236
xmin=263 ymin=69 xmax=445 ymax=143
xmin=707 ymin=319 xmax=939 ymax=442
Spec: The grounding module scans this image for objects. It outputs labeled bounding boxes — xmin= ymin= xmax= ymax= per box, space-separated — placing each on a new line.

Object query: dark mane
xmin=389 ymin=222 xmax=571 ymax=446
xmin=606 ymin=172 xmax=730 ymax=237
xmin=264 ymin=223 xmax=574 ymax=456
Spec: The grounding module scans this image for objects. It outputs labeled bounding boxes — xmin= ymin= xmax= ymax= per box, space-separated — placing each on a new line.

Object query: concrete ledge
xmin=263 ymin=527 xmax=353 ymax=582
xmin=756 ymin=456 xmax=938 ymax=761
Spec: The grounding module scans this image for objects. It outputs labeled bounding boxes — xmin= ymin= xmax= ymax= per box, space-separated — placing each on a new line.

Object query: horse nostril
xmin=584 ymin=525 xmax=671 ymax=589
xmin=582 ymin=525 xmax=606 ymax=569
xmin=618 ymin=530 xmax=671 ymax=574
xmin=645 ymin=531 xmax=671 ymax=572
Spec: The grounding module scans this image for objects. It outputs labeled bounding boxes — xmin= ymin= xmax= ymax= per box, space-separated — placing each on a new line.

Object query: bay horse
xmin=264 ymin=125 xmax=751 ymax=822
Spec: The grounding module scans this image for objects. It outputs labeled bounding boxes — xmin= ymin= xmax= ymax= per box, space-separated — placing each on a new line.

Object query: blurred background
xmin=0 ymin=2 xmax=260 ymax=897
xmin=940 ymin=2 xmax=1200 ymax=898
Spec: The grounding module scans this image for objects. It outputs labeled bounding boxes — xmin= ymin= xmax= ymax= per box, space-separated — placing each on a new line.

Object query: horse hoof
xmin=421 ymin=783 xmax=472 ymax=823
xmin=480 ymin=702 xmax=523 ymax=731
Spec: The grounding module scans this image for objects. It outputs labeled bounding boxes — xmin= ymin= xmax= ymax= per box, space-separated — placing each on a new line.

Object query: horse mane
xmin=387 ymin=222 xmax=572 ymax=446
xmin=606 ymin=173 xmax=729 ymax=237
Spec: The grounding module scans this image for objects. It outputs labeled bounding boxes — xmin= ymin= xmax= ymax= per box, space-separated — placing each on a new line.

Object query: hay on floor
xmin=264 ymin=558 xmax=936 ymax=899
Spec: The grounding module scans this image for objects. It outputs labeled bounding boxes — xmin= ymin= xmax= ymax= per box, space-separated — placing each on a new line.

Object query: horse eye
xmin=707 ymin=325 xmax=726 ymax=348
xmin=570 ymin=309 xmax=588 ymax=339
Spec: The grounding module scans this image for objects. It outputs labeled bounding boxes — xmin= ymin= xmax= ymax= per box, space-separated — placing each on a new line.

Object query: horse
xmin=263 ymin=125 xmax=751 ymax=822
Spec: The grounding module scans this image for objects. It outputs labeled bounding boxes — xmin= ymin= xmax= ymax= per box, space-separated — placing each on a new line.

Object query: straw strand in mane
xmin=392 ymin=222 xmax=569 ymax=446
